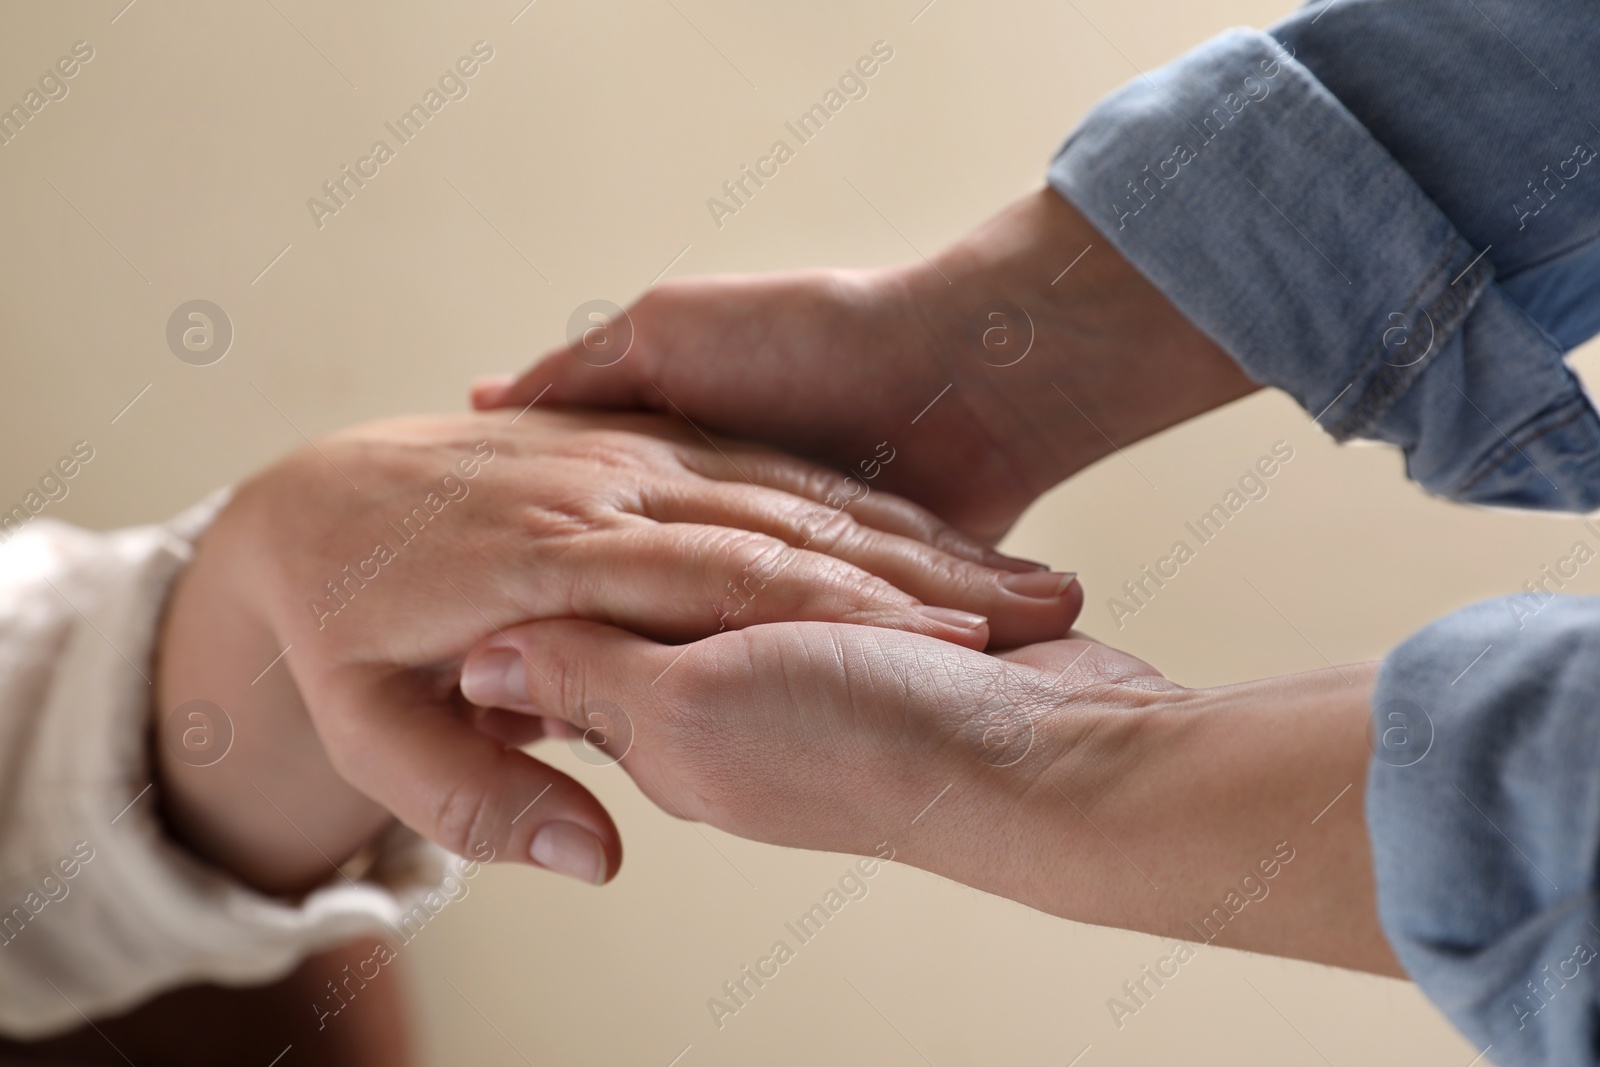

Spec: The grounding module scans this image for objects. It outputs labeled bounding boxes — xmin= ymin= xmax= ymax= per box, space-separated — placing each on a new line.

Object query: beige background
xmin=1 ymin=0 xmax=1586 ymax=1063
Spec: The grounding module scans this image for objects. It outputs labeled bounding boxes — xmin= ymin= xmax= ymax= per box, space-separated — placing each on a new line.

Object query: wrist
xmin=1132 ymin=669 xmax=1396 ymax=973
xmin=890 ymin=666 xmax=1184 ymax=914
xmin=895 ymin=188 xmax=1258 ymax=510
xmin=921 ymin=664 xmax=1398 ymax=975
xmin=153 ymin=482 xmax=392 ymax=895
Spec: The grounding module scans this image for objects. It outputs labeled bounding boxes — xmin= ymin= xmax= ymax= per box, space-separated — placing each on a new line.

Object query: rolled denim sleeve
xmin=1047 ymin=4 xmax=1600 ymax=1062
xmin=1370 ymin=596 xmax=1600 ymax=1067
xmin=1047 ymin=4 xmax=1600 ymax=511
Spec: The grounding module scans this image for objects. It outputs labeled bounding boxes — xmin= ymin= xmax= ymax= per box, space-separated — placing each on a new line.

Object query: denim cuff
xmin=1369 ymin=597 xmax=1600 ymax=1067
xmin=1047 ymin=28 xmax=1600 ymax=511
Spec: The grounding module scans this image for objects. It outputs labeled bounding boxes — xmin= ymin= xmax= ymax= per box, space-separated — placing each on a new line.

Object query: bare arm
xmin=954 ymin=654 xmax=1398 ymax=974
xmin=461 ymin=623 xmax=1401 ymax=975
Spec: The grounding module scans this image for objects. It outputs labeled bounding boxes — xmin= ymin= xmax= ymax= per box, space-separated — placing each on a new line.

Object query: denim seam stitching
xmin=1328 ymin=247 xmax=1491 ymax=441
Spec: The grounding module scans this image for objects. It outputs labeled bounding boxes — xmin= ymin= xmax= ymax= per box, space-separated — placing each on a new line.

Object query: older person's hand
xmin=154 ymin=409 xmax=1080 ymax=894
xmin=473 ymin=189 xmax=1256 ymax=541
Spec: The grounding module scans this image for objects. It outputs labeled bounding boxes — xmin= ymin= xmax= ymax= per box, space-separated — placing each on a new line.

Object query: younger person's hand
xmin=154 ymin=410 xmax=1081 ymax=894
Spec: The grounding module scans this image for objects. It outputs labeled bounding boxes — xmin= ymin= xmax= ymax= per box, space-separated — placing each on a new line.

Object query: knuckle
xmin=432 ymin=769 xmax=506 ymax=858
xmin=914 ymin=568 xmax=990 ymax=613
xmin=915 ymin=548 xmax=982 ymax=590
xmin=720 ymin=530 xmax=795 ymax=584
xmin=794 ymin=503 xmax=860 ymax=555
xmin=758 ymin=455 xmax=858 ymax=513
xmin=579 ymin=431 xmax=676 ymax=471
xmin=518 ymin=499 xmax=597 ymax=538
xmin=814 ymin=470 xmax=868 ymax=508
xmin=547 ymin=639 xmax=596 ymax=726
xmin=713 ymin=531 xmax=796 ymax=623
xmin=832 ymin=569 xmax=908 ymax=621
xmin=784 ymin=458 xmax=842 ymax=496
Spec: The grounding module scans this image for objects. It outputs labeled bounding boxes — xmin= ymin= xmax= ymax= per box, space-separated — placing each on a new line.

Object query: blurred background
xmin=1 ymin=0 xmax=1584 ymax=1063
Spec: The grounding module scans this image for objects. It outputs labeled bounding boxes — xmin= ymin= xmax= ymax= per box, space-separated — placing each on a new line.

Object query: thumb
xmin=459 ymin=619 xmax=673 ymax=726
xmin=458 ymin=619 xmax=713 ymax=821
xmin=471 ymin=304 xmax=661 ymax=412
xmin=314 ymin=667 xmax=622 ymax=885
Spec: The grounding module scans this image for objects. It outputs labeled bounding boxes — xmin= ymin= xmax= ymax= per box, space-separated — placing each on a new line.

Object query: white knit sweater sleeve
xmin=0 ymin=492 xmax=449 ymax=1038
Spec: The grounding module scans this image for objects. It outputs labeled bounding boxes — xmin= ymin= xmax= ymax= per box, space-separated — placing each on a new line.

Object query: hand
xmin=460 ymin=621 xmax=1399 ymax=975
xmin=473 ymin=189 xmax=1256 ymax=541
xmin=461 ymin=619 xmax=1170 ymax=876
xmin=153 ymin=410 xmax=1082 ymax=894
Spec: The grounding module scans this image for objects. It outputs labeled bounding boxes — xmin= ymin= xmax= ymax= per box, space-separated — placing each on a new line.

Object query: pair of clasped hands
xmin=156 ymin=189 xmax=1396 ymax=974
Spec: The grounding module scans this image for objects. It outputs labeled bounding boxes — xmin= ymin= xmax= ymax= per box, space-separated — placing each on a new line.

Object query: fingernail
xmin=916 ymin=604 xmax=988 ymax=630
xmin=983 ymin=550 xmax=1050 ymax=573
xmin=1000 ymin=570 xmax=1078 ymax=598
xmin=531 ymin=821 xmax=608 ymax=885
xmin=461 ymin=648 xmax=526 ymax=707
xmin=471 ymin=373 xmax=515 ymax=392
xmin=469 ymin=375 xmax=515 ymax=404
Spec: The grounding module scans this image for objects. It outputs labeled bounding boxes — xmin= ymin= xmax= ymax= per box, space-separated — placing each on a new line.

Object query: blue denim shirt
xmin=1046 ymin=3 xmax=1600 ymax=1063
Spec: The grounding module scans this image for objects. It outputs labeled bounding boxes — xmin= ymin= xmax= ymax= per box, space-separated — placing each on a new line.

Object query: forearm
xmin=908 ymin=661 xmax=1400 ymax=975
xmin=0 ymin=495 xmax=431 ymax=1037
xmin=1045 ymin=24 xmax=1600 ymax=513
xmin=905 ymin=187 xmax=1260 ymax=494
